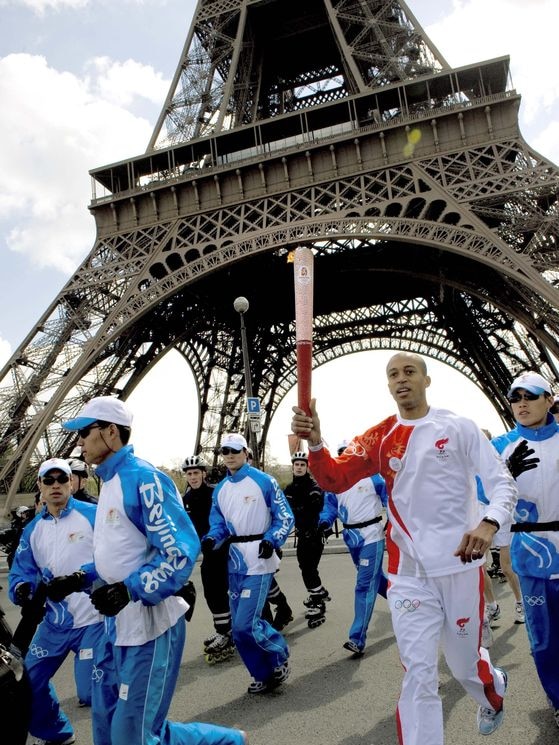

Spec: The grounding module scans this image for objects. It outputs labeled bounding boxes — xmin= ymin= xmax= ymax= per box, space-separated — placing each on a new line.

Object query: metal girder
xmin=148 ymin=0 xmax=447 ymax=149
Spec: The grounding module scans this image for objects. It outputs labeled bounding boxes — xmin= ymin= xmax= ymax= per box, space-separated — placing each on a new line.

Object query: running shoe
xmin=486 ymin=603 xmax=501 ymax=624
xmin=514 ymin=601 xmax=525 ymax=624
xmin=32 ymin=737 xmax=76 ymax=745
xmin=271 ymin=660 xmax=290 ymax=686
xmin=343 ymin=640 xmax=364 ymax=656
xmin=247 ymin=678 xmax=269 ymax=694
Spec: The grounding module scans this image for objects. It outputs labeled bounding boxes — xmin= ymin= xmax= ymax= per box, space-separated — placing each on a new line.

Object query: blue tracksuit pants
xmin=91 ymin=616 xmax=246 ymax=745
xmin=229 ymin=572 xmax=289 ymax=682
xmin=519 ymin=574 xmax=559 ymax=708
xmin=25 ymin=619 xmax=104 ymax=741
xmin=347 ymin=538 xmax=385 ymax=650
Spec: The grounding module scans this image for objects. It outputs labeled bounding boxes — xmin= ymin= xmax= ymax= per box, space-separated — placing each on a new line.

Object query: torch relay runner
xmin=291 ymin=351 xmax=518 ymax=745
xmin=60 ymin=396 xmax=248 ymax=745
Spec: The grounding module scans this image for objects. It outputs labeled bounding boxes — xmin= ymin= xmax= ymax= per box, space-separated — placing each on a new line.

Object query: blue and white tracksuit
xmin=90 ymin=444 xmax=246 ymax=745
xmin=205 ymin=463 xmax=294 ymax=684
xmin=320 ymin=475 xmax=387 ymax=650
xmin=492 ymin=414 xmax=559 ymax=709
xmin=8 ymin=498 xmax=104 ymax=743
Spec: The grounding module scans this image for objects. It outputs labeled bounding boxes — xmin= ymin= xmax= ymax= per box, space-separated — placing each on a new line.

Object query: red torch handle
xmin=293 ymin=247 xmax=314 ymax=416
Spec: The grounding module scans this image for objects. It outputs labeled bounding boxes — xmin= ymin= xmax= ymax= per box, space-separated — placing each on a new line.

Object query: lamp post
xmin=233 ymin=296 xmax=260 ymax=468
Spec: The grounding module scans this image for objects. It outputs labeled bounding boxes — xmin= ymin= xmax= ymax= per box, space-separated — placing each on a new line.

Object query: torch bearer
xmin=293 ymin=246 xmax=314 ymax=416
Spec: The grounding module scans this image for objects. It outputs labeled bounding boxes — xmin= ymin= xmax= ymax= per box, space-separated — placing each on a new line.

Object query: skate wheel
xmin=307 ymin=617 xmax=326 ymax=629
xmin=204 ymin=652 xmax=217 ymax=665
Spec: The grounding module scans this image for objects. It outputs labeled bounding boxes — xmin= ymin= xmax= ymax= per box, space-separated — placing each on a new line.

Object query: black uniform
xmin=1 ymin=601 xmax=34 ymax=745
xmin=73 ymin=487 xmax=98 ymax=505
xmin=183 ymin=483 xmax=231 ymax=634
xmin=284 ymin=473 xmax=327 ymax=592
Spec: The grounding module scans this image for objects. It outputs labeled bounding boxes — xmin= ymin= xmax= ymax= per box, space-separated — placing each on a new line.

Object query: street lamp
xmin=233 ymin=296 xmax=260 ymax=468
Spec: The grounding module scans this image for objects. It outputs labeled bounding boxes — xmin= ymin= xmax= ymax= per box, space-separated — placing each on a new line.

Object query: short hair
xmin=96 ymin=420 xmax=131 ymax=445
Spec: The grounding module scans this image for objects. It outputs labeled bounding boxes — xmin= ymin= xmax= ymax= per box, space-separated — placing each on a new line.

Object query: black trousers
xmin=200 ymin=544 xmax=231 ymax=632
xmin=0 ymin=656 xmax=31 ymax=745
xmin=296 ymin=532 xmax=325 ymax=591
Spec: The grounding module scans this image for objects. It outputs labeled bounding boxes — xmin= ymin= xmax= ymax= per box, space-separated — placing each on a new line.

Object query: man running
xmin=291 ymin=352 xmax=517 ymax=744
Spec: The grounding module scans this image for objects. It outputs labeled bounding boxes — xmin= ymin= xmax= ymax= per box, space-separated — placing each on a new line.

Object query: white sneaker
xmin=343 ymin=640 xmax=364 ymax=656
xmin=247 ymin=678 xmax=268 ymax=694
xmin=481 ymin=618 xmax=494 ymax=648
xmin=271 ymin=660 xmax=290 ymax=686
xmin=486 ymin=603 xmax=501 ymax=624
xmin=514 ymin=601 xmax=525 ymax=624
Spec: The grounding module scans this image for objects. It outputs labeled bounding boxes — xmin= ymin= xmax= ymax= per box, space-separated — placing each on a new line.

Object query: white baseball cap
xmin=38 ymin=458 xmax=72 ymax=478
xmin=220 ymin=433 xmax=248 ymax=451
xmin=62 ymin=396 xmax=133 ymax=430
xmin=508 ymin=372 xmax=552 ymax=397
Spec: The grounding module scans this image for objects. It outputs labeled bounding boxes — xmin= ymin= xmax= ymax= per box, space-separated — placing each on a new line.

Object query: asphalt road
xmin=1 ymin=548 xmax=556 ymax=745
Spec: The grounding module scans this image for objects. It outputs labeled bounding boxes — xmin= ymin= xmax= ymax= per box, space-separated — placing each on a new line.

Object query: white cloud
xmin=0 ymin=0 xmax=88 ymax=12
xmin=0 ymin=0 xmax=151 ymax=12
xmin=0 ymin=52 xmax=163 ymax=272
xmin=426 ymin=0 xmax=559 ymax=128
xmin=87 ymin=56 xmax=169 ymax=107
xmin=531 ymin=121 xmax=559 ymax=168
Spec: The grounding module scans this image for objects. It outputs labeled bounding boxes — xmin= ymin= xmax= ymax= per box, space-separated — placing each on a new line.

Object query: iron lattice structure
xmin=1 ymin=0 xmax=559 ymax=511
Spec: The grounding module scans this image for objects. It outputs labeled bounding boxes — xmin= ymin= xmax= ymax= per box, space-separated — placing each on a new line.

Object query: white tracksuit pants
xmin=387 ymin=567 xmax=506 ymax=745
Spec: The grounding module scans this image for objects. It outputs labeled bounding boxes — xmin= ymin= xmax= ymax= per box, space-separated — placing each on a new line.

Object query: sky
xmin=1 ymin=0 xmax=558 ymax=468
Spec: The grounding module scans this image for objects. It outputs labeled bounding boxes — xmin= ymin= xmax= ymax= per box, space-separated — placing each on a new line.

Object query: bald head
xmin=386 ymin=352 xmax=427 ymax=377
xmin=386 ymin=352 xmax=430 ymax=419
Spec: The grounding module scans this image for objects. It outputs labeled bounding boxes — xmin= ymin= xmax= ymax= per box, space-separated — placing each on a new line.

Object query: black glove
xmin=318 ymin=521 xmax=332 ymax=539
xmin=46 ymin=571 xmax=86 ymax=602
xmin=506 ymin=439 xmax=540 ymax=480
xmin=175 ymin=580 xmax=196 ymax=622
xmin=14 ymin=582 xmax=32 ymax=606
xmin=90 ymin=582 xmax=131 ymax=616
xmin=258 ymin=539 xmax=274 ymax=559
xmin=201 ymin=537 xmax=216 ymax=557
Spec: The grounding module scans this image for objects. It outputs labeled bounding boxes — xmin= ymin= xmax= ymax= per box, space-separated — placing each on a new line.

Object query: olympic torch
xmin=293 ymin=246 xmax=314 ymax=416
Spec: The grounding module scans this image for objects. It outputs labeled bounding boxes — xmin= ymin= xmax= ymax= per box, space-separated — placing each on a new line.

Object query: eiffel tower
xmin=2 ymin=0 xmax=559 ymax=511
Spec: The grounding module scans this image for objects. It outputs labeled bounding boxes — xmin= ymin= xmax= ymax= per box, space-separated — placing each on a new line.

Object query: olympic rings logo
xmin=29 ymin=643 xmax=48 ymax=659
xmin=523 ymin=595 xmax=545 ymax=606
xmin=92 ymin=665 xmax=104 ymax=683
xmin=394 ymin=599 xmax=421 ymax=612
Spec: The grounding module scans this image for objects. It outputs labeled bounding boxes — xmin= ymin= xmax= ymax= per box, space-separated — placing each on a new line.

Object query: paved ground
xmin=1 ymin=547 xmax=557 ymax=745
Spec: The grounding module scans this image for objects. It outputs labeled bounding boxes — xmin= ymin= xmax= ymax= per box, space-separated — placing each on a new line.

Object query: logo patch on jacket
xmin=435 ymin=437 xmax=449 ymax=460
xmin=68 ymin=531 xmax=85 ymax=543
xmin=105 ymin=508 xmax=121 ymax=525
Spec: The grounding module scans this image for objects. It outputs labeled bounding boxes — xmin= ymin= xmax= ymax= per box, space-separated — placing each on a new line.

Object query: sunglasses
xmin=507 ymin=391 xmax=542 ymax=403
xmin=77 ymin=424 xmax=102 ymax=439
xmin=42 ymin=474 xmax=70 ymax=485
xmin=220 ymin=447 xmax=242 ymax=455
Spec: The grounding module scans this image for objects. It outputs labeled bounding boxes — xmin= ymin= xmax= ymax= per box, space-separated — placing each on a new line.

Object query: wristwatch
xmin=482 ymin=517 xmax=500 ymax=531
